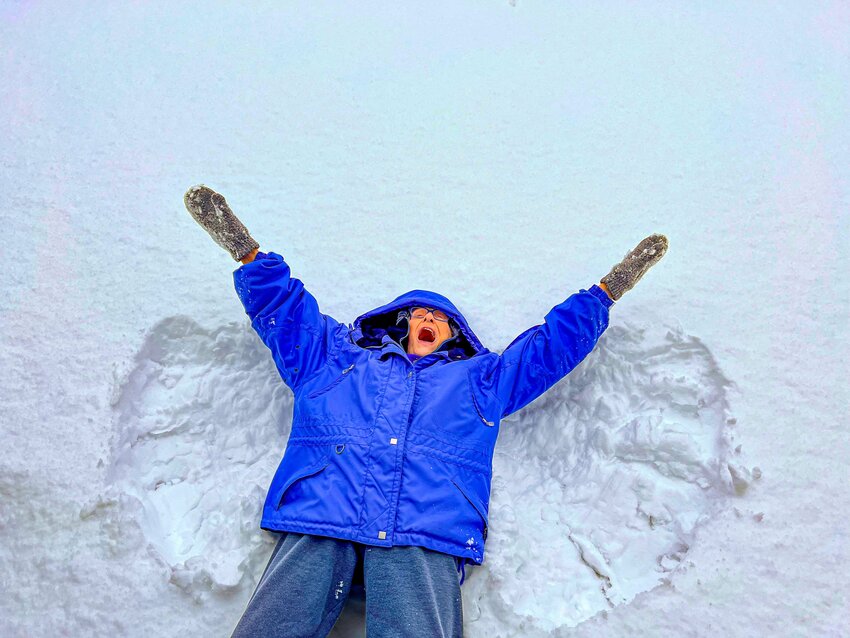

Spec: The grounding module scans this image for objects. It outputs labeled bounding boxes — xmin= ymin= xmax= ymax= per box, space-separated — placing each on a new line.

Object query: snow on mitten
xmin=183 ymin=185 xmax=260 ymax=261
xmin=600 ymin=233 xmax=669 ymax=300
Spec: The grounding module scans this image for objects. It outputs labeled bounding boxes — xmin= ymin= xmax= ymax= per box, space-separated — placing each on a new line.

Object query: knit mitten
xmin=600 ymin=234 xmax=669 ymax=300
xmin=183 ymin=185 xmax=260 ymax=261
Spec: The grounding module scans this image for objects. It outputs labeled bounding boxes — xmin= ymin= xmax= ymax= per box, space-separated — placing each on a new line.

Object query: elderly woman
xmin=184 ymin=186 xmax=667 ymax=638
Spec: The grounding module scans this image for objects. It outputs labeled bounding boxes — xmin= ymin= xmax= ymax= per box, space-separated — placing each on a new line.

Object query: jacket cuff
xmin=232 ymin=251 xmax=284 ymax=319
xmin=588 ymin=284 xmax=615 ymax=308
xmin=236 ymin=249 xmax=269 ymax=265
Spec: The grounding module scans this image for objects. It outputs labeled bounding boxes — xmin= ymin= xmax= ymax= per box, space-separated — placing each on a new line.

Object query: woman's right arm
xmin=233 ymin=251 xmax=346 ymax=392
xmin=183 ymin=186 xmax=343 ymax=390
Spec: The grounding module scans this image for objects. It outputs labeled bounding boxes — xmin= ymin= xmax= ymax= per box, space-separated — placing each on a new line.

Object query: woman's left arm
xmin=492 ymin=285 xmax=613 ymax=420
xmin=491 ymin=234 xmax=668 ymax=419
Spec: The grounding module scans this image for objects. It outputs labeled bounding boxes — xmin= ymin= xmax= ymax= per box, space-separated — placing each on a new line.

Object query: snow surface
xmin=1 ymin=2 xmax=847 ymax=636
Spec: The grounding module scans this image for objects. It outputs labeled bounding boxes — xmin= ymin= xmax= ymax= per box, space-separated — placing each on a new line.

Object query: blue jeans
xmin=231 ymin=532 xmax=464 ymax=637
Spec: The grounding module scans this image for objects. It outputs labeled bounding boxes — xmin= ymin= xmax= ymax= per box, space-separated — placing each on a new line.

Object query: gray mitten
xmin=183 ymin=185 xmax=260 ymax=261
xmin=600 ymin=234 xmax=669 ymax=300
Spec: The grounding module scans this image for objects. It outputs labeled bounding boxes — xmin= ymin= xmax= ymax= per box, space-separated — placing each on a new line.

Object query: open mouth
xmin=417 ymin=326 xmax=437 ymax=343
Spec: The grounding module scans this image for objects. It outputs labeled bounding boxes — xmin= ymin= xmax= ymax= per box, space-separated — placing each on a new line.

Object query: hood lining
xmin=353 ymin=308 xmax=477 ymax=359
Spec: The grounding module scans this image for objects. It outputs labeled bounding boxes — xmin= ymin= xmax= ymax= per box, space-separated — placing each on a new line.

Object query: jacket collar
xmin=375 ymin=333 xmax=456 ymax=362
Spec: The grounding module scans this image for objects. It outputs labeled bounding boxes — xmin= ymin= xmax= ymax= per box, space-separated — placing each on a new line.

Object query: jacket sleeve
xmin=233 ymin=250 xmax=345 ymax=391
xmin=494 ymin=284 xmax=613 ymax=419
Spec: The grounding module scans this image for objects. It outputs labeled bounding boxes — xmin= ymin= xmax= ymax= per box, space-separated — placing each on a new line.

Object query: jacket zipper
xmin=388 ymin=363 xmax=417 ymax=539
xmin=307 ymin=363 xmax=356 ymax=399
xmin=470 ymin=389 xmax=494 ymax=427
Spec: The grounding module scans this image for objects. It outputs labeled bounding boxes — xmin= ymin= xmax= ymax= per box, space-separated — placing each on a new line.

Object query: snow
xmin=1 ymin=1 xmax=848 ymax=636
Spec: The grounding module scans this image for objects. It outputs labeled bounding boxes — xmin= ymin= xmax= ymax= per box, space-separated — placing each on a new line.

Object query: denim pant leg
xmin=363 ymin=545 xmax=463 ymax=638
xmin=231 ymin=532 xmax=358 ymax=638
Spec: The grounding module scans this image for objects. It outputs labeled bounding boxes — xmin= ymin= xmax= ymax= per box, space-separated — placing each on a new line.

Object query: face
xmin=406 ymin=307 xmax=455 ymax=356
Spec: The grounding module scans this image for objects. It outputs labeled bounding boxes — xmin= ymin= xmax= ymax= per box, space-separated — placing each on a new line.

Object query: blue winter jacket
xmin=233 ymin=251 xmax=613 ymax=579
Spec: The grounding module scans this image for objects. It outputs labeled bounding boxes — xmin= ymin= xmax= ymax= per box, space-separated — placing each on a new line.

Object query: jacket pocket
xmin=467 ymin=373 xmax=496 ymax=427
xmin=451 ymin=476 xmax=489 ymax=541
xmin=274 ymin=454 xmax=332 ymax=509
xmin=307 ymin=363 xmax=356 ymax=399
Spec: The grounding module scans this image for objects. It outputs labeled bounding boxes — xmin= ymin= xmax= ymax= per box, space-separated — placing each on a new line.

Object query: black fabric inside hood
xmin=354 ymin=310 xmax=478 ymax=360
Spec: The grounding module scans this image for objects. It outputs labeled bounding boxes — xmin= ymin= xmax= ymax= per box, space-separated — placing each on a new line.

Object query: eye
xmin=434 ymin=310 xmax=448 ymax=321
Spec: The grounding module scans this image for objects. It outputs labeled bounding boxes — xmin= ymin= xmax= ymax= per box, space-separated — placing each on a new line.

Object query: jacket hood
xmin=349 ymin=289 xmax=486 ymax=360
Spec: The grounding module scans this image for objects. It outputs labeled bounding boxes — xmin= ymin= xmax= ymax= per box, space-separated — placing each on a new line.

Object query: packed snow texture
xmin=1 ymin=2 xmax=847 ymax=637
xmin=98 ymin=315 xmax=749 ymax=632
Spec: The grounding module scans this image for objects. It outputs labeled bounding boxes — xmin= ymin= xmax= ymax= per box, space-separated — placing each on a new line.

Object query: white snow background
xmin=1 ymin=1 xmax=847 ymax=636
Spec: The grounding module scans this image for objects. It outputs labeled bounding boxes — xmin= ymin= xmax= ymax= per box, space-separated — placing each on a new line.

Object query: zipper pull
xmin=471 ymin=393 xmax=494 ymax=426
xmin=343 ymin=363 xmax=355 ymax=374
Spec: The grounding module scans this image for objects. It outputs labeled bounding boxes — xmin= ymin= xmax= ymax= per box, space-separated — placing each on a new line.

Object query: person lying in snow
xmin=183 ymin=185 xmax=668 ymax=638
